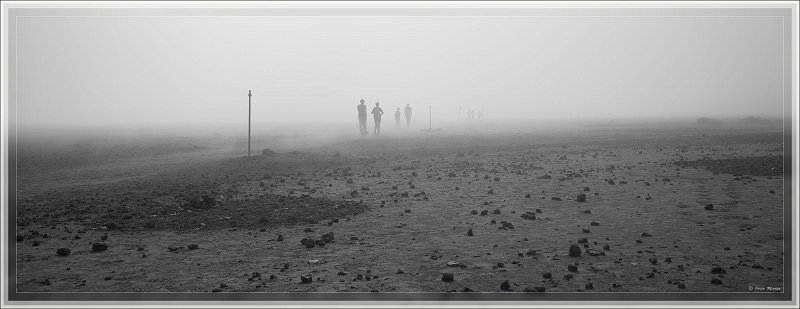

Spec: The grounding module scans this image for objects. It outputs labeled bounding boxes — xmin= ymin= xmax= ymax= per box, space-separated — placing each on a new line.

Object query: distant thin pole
xmin=429 ymin=105 xmax=432 ymax=130
xmin=248 ymin=89 xmax=252 ymax=157
xmin=458 ymin=105 xmax=461 ymax=121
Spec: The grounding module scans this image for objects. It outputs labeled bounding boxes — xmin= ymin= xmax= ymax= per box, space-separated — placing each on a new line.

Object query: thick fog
xmin=16 ymin=15 xmax=784 ymax=132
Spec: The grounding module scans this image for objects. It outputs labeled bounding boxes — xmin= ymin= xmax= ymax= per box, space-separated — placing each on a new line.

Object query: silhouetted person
xmin=357 ymin=99 xmax=368 ymax=135
xmin=404 ymin=104 xmax=413 ymax=128
xmin=394 ymin=108 xmax=401 ymax=128
xmin=372 ymin=102 xmax=384 ymax=135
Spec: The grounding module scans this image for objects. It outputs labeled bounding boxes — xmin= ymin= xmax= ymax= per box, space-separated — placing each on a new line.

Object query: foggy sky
xmin=16 ymin=15 xmax=785 ymax=129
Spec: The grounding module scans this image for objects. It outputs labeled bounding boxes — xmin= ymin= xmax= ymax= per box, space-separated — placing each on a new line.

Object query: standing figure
xmin=357 ymin=99 xmax=368 ymax=135
xmin=394 ymin=108 xmax=402 ymax=128
xmin=404 ymin=104 xmax=413 ymax=128
xmin=372 ymin=102 xmax=385 ymax=135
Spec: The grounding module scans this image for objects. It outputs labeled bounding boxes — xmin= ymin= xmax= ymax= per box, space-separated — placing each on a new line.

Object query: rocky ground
xmin=13 ymin=126 xmax=786 ymax=294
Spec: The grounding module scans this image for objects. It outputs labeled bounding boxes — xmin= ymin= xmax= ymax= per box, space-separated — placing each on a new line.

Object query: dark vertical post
xmin=248 ymin=89 xmax=252 ymax=157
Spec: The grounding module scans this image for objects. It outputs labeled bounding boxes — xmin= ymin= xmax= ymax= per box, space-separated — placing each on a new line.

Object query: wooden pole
xmin=248 ymin=90 xmax=252 ymax=157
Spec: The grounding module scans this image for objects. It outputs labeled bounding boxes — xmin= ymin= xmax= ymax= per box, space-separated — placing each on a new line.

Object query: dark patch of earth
xmin=675 ymin=155 xmax=783 ymax=177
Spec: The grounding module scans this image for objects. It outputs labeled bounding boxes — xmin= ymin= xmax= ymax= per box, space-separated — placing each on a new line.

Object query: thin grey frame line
xmin=10 ymin=10 xmax=790 ymax=296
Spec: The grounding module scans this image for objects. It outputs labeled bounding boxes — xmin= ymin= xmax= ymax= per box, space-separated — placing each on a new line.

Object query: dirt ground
xmin=12 ymin=124 xmax=787 ymax=294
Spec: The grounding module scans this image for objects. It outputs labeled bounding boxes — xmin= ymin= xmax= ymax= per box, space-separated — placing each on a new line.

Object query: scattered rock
xmin=500 ymin=280 xmax=511 ymax=291
xmin=447 ymin=261 xmax=466 ymax=268
xmin=56 ymin=248 xmax=71 ymax=256
xmin=322 ymin=232 xmax=335 ymax=243
xmin=576 ymin=194 xmax=587 ymax=202
xmin=710 ymin=278 xmax=722 ymax=285
xmin=586 ymin=249 xmax=605 ymax=256
xmin=705 ymin=204 xmax=714 ymax=210
xmin=301 ymin=238 xmax=315 ymax=248
xmin=441 ymin=273 xmax=454 ymax=282
xmin=542 ymin=272 xmax=552 ymax=279
xmin=551 ymin=197 xmax=562 ymax=201
xmin=590 ymin=222 xmax=600 ymax=226
xmin=91 ymin=243 xmax=108 ymax=252
xmin=711 ymin=267 xmax=726 ymax=274
xmin=569 ymin=245 xmax=582 ymax=257
xmin=467 ymin=228 xmax=474 ymax=236
xmin=301 ymin=274 xmax=313 ymax=284
xmin=187 ymin=244 xmax=200 ymax=250
xmin=568 ymin=264 xmax=578 ymax=272
xmin=577 ymin=238 xmax=588 ymax=244
xmin=480 ymin=210 xmax=489 ymax=216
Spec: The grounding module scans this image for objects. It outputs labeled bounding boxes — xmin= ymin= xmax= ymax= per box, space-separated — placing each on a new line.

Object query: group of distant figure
xmin=357 ymin=99 xmax=412 ymax=136
xmin=466 ymin=109 xmax=482 ymax=120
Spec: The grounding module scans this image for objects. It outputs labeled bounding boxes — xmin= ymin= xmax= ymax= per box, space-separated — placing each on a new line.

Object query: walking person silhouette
xmin=357 ymin=99 xmax=368 ymax=135
xmin=394 ymin=108 xmax=402 ymax=128
xmin=404 ymin=104 xmax=413 ymax=128
xmin=372 ymin=102 xmax=384 ymax=135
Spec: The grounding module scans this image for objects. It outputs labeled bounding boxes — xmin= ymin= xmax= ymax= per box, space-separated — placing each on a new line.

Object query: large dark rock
xmin=441 ymin=273 xmax=454 ymax=282
xmin=576 ymin=194 xmax=587 ymax=202
xmin=569 ymin=244 xmax=582 ymax=257
xmin=92 ymin=243 xmax=108 ymax=252
xmin=56 ymin=248 xmax=71 ymax=256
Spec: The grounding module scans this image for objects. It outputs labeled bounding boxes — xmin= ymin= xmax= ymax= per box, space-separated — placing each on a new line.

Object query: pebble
xmin=576 ymin=194 xmax=587 ymax=202
xmin=705 ymin=204 xmax=714 ymax=210
xmin=441 ymin=273 xmax=454 ymax=282
xmin=56 ymin=248 xmax=71 ymax=256
xmin=301 ymin=274 xmax=313 ymax=284
xmin=711 ymin=267 xmax=726 ymax=274
xmin=542 ymin=272 xmax=552 ymax=279
xmin=500 ymin=280 xmax=511 ymax=291
xmin=467 ymin=228 xmax=473 ymax=236
xmin=568 ymin=264 xmax=578 ymax=272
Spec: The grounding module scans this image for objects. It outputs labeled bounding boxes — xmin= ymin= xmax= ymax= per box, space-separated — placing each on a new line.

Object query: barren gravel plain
xmin=13 ymin=123 xmax=787 ymax=295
